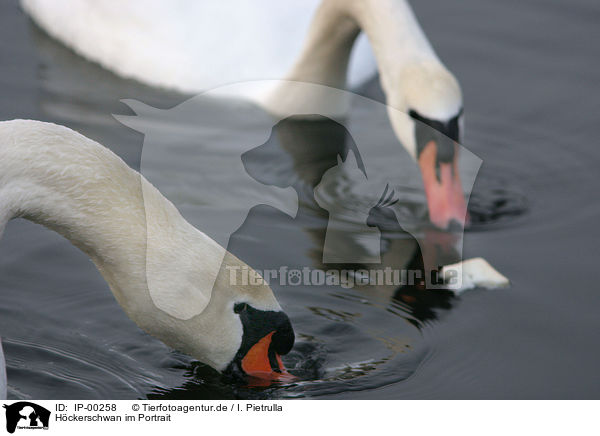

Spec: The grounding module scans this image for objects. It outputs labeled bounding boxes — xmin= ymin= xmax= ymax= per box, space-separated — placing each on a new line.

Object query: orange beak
xmin=418 ymin=140 xmax=469 ymax=229
xmin=241 ymin=331 xmax=295 ymax=382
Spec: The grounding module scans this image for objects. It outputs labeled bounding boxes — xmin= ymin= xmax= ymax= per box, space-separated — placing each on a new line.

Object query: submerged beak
xmin=418 ymin=140 xmax=469 ymax=230
xmin=241 ymin=331 xmax=294 ymax=381
xmin=227 ymin=305 xmax=295 ymax=382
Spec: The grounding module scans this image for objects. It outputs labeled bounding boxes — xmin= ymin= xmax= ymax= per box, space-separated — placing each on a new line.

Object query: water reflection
xmin=242 ymin=114 xmax=464 ymax=294
xmin=228 ymin=115 xmax=463 ymax=390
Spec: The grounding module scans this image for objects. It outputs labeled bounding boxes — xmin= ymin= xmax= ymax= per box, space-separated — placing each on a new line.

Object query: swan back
xmin=20 ymin=0 xmax=376 ymax=92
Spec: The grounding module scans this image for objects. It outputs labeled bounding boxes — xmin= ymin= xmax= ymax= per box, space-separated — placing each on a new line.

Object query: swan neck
xmin=289 ymin=0 xmax=439 ymax=92
xmin=0 ymin=122 xmax=159 ymax=311
xmin=285 ymin=1 xmax=361 ymax=89
xmin=351 ymin=0 xmax=439 ymax=94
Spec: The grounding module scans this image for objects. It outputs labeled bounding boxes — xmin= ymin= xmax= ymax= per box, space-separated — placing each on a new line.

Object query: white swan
xmin=0 ymin=119 xmax=295 ymax=399
xmin=21 ymin=0 xmax=468 ymax=229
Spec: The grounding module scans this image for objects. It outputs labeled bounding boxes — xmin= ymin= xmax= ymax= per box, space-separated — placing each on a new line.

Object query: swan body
xmin=20 ymin=0 xmax=377 ymax=92
xmin=0 ymin=119 xmax=295 ymax=399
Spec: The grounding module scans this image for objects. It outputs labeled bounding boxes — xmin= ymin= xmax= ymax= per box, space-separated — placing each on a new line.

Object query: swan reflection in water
xmin=240 ymin=114 xmax=461 ymax=316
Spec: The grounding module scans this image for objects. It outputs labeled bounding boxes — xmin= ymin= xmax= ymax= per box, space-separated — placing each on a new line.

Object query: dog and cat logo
xmin=2 ymin=402 xmax=50 ymax=433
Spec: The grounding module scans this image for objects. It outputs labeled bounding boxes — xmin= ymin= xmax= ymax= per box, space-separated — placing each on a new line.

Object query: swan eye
xmin=234 ymin=303 xmax=248 ymax=314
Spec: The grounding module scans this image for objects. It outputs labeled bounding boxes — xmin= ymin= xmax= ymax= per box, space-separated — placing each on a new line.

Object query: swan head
xmin=148 ymin=252 xmax=296 ymax=382
xmin=213 ymin=271 xmax=295 ymax=381
xmin=386 ymin=60 xmax=468 ymax=229
xmin=225 ymin=301 xmax=295 ymax=381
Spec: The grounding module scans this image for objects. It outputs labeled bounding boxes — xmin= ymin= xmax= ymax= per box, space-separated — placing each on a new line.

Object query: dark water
xmin=1 ymin=0 xmax=599 ymax=399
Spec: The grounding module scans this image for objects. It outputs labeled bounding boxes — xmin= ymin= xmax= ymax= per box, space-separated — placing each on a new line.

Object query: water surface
xmin=1 ymin=0 xmax=599 ymax=399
